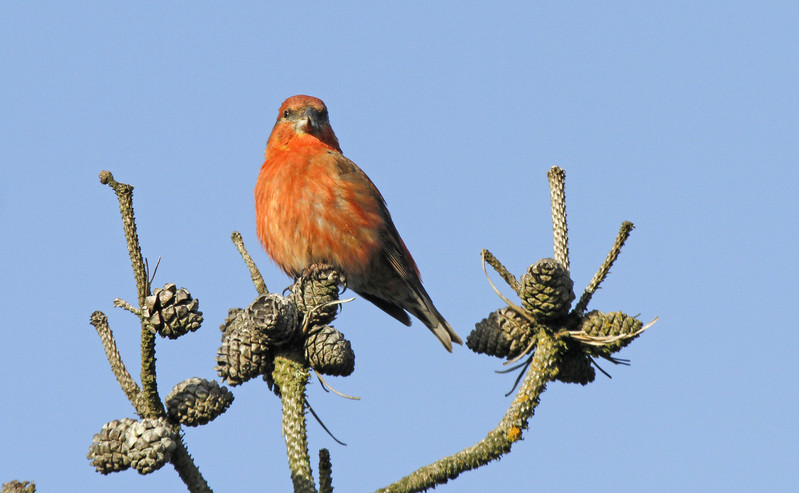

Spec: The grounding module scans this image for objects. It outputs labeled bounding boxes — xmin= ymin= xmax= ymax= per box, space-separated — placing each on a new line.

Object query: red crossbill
xmin=255 ymin=95 xmax=462 ymax=351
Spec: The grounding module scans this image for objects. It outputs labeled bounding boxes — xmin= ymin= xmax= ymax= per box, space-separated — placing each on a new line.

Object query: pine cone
xmin=220 ymin=307 xmax=248 ymax=340
xmin=248 ymin=293 xmax=299 ymax=346
xmin=290 ymin=266 xmax=342 ymax=327
xmin=143 ymin=283 xmax=203 ymax=339
xmin=125 ymin=418 xmax=177 ymax=475
xmin=304 ymin=325 xmax=355 ymax=376
xmin=467 ymin=307 xmax=535 ymax=359
xmin=555 ymin=343 xmax=595 ymax=385
xmin=519 ymin=258 xmax=575 ymax=321
xmin=1 ymin=481 xmax=36 ymax=493
xmin=166 ymin=378 xmax=234 ymax=427
xmin=87 ymin=418 xmax=136 ymax=474
xmin=580 ymin=311 xmax=643 ymax=356
xmin=216 ymin=319 xmax=273 ymax=386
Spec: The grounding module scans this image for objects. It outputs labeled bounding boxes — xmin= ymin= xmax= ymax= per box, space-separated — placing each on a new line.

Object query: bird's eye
xmin=283 ymin=110 xmax=290 ymax=119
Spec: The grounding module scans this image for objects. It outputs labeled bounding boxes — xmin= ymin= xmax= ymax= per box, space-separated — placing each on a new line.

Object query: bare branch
xmin=97 ymin=171 xmax=210 ymax=491
xmin=113 ymin=298 xmax=141 ymax=316
xmin=573 ymin=221 xmax=635 ymax=315
xmin=99 ymin=170 xmax=162 ymax=417
xmin=481 ymin=249 xmax=520 ymax=293
xmin=376 ymin=331 xmax=560 ymax=492
xmin=547 ymin=166 xmax=570 ymax=271
xmin=98 ymin=171 xmax=149 ymax=306
xmin=170 ymin=438 xmax=213 ymax=493
xmin=318 ymin=449 xmax=333 ymax=493
xmin=273 ymin=349 xmax=317 ymax=493
xmin=481 ymin=251 xmax=536 ymax=325
xmin=89 ymin=311 xmax=142 ymax=409
xmin=231 ymin=231 xmax=268 ymax=295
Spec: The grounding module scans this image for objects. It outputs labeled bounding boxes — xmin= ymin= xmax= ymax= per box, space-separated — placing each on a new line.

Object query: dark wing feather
xmin=358 ymin=291 xmax=412 ymax=326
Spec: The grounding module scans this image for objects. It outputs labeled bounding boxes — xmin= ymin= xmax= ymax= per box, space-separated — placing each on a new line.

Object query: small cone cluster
xmin=87 ymin=417 xmax=177 ymax=475
xmin=87 ymin=418 xmax=137 ymax=474
xmin=468 ymin=257 xmax=573 ymax=361
xmin=216 ymin=265 xmax=355 ymax=390
xmin=468 ymin=256 xmax=643 ymax=386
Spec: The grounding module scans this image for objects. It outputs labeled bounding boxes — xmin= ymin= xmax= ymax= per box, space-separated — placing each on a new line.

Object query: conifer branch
xmin=274 ymin=349 xmax=317 ymax=493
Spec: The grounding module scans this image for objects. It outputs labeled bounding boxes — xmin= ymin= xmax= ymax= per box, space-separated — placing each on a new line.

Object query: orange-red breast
xmin=255 ymin=95 xmax=462 ymax=351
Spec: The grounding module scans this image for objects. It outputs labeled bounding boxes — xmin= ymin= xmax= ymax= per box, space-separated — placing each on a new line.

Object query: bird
xmin=255 ymin=95 xmax=462 ymax=352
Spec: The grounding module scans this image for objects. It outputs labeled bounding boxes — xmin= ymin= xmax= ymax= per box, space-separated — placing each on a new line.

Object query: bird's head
xmin=270 ymin=95 xmax=341 ymax=151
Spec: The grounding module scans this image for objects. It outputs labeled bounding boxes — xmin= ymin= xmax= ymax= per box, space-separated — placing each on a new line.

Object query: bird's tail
xmin=353 ymin=278 xmax=462 ymax=351
xmin=429 ymin=315 xmax=463 ymax=353
xmin=410 ymin=287 xmax=463 ymax=352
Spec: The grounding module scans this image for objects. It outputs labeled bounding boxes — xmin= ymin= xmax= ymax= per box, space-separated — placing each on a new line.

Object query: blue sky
xmin=1 ymin=2 xmax=797 ymax=492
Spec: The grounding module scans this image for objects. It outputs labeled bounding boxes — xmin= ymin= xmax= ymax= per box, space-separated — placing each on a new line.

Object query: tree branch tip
xmin=481 ymin=253 xmax=535 ymax=325
xmin=90 ymin=310 xmax=108 ymax=326
xmin=99 ymin=170 xmax=113 ymax=185
xmin=231 ymin=230 xmax=268 ymax=294
xmin=481 ymin=249 xmax=521 ymax=293
xmin=114 ymin=298 xmax=142 ymax=316
xmin=319 ymin=448 xmax=333 ymax=493
xmin=98 ymin=170 xmax=133 ymax=195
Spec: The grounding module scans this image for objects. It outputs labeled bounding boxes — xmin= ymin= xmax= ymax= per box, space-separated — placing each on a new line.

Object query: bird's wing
xmin=331 ymin=154 xmax=421 ymax=281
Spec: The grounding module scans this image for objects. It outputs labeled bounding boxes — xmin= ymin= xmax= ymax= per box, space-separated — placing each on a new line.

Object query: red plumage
xmin=255 ymin=95 xmax=462 ymax=351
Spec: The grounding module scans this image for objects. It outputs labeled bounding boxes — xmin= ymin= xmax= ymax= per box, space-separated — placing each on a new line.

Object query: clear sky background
xmin=1 ymin=2 xmax=797 ymax=492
